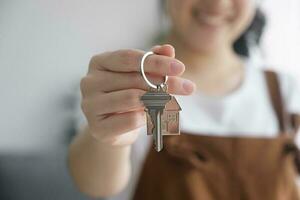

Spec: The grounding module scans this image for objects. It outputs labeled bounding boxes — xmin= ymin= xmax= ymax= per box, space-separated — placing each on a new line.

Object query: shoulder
xmin=274 ymin=70 xmax=300 ymax=114
xmin=244 ymin=63 xmax=300 ymax=114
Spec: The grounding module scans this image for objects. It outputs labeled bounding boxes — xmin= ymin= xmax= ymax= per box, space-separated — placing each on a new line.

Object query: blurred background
xmin=0 ymin=0 xmax=299 ymax=199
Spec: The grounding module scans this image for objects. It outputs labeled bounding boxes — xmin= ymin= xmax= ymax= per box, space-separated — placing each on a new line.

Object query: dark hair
xmin=233 ymin=9 xmax=266 ymax=57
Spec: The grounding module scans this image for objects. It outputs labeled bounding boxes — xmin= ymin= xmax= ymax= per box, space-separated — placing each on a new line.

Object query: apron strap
xmin=264 ymin=71 xmax=300 ymax=173
xmin=291 ymin=114 xmax=300 ymax=133
xmin=264 ymin=70 xmax=292 ymax=133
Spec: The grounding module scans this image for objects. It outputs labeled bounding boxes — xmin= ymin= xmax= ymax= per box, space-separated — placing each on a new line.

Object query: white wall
xmin=0 ymin=0 xmax=160 ymax=153
xmin=261 ymin=0 xmax=300 ymax=80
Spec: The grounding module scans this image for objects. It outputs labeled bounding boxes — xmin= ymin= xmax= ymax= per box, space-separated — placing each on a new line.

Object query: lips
xmin=197 ymin=13 xmax=225 ymax=26
xmin=193 ymin=9 xmax=232 ymax=27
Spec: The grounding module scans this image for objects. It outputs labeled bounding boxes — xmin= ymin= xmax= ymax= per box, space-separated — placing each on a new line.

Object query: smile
xmin=193 ymin=10 xmax=231 ymax=27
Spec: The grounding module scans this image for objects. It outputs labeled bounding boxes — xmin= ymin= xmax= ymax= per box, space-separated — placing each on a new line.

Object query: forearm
xmin=68 ymin=125 xmax=132 ymax=198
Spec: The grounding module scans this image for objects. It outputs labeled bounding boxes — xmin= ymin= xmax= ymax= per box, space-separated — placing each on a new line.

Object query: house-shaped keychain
xmin=146 ymin=96 xmax=182 ymax=136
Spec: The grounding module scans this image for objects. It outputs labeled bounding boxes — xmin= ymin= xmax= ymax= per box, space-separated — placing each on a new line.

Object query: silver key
xmin=141 ymin=84 xmax=171 ymax=152
xmin=139 ymin=51 xmax=181 ymax=151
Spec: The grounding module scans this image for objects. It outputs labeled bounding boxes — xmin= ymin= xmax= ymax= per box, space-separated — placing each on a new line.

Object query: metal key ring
xmin=140 ymin=51 xmax=168 ymax=89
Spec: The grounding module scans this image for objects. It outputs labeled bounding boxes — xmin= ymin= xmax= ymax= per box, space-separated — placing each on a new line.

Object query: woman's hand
xmin=80 ymin=44 xmax=196 ymax=147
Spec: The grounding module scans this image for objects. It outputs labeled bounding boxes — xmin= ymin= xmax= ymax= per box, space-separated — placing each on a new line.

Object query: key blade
xmin=155 ymin=110 xmax=163 ymax=152
xmin=149 ymin=109 xmax=163 ymax=152
xmin=141 ymin=88 xmax=171 ymax=152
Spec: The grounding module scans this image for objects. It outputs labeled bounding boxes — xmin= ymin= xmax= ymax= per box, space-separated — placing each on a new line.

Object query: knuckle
xmin=154 ymin=57 xmax=164 ymax=68
xmin=80 ymin=78 xmax=89 ymax=98
xmin=80 ymin=75 xmax=99 ymax=97
xmin=118 ymin=49 xmax=136 ymax=58
xmin=152 ymin=57 xmax=165 ymax=73
xmin=89 ymin=52 xmax=110 ymax=70
xmin=90 ymin=55 xmax=98 ymax=64
xmin=80 ymin=100 xmax=89 ymax=115
xmin=89 ymin=55 xmax=99 ymax=69
xmin=117 ymin=49 xmax=138 ymax=66
xmin=80 ymin=74 xmax=106 ymax=94
xmin=80 ymin=76 xmax=89 ymax=92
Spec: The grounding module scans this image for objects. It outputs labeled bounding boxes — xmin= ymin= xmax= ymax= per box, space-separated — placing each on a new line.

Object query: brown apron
xmin=133 ymin=71 xmax=300 ymax=200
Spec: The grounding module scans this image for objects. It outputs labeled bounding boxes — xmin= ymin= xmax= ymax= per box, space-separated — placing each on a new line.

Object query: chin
xmin=184 ymin=33 xmax=225 ymax=53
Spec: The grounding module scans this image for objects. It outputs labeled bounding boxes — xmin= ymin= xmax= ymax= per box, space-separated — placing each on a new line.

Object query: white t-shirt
xmin=74 ymin=60 xmax=300 ymax=200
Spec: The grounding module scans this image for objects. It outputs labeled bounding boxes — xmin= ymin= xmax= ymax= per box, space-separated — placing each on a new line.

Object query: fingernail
xmin=182 ymin=80 xmax=195 ymax=94
xmin=163 ymin=44 xmax=174 ymax=50
xmin=170 ymin=62 xmax=184 ymax=74
xmin=152 ymin=45 xmax=162 ymax=51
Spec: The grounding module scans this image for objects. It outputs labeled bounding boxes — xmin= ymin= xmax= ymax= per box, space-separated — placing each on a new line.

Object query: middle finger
xmin=84 ymin=71 xmax=196 ymax=96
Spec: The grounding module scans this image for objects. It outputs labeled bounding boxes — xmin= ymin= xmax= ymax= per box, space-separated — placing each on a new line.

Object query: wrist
xmin=83 ymin=125 xmax=132 ymax=154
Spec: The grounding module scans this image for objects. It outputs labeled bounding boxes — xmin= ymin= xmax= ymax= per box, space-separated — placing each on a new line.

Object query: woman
xmin=68 ymin=0 xmax=300 ymax=199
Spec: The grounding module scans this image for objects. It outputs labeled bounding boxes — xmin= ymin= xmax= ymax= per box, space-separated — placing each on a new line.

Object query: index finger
xmin=89 ymin=49 xmax=185 ymax=76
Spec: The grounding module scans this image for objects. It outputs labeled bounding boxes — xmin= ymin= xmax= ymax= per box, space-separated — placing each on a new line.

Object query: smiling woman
xmin=165 ymin=0 xmax=256 ymax=53
xmin=159 ymin=0 xmax=266 ymax=57
xmin=68 ymin=0 xmax=300 ymax=199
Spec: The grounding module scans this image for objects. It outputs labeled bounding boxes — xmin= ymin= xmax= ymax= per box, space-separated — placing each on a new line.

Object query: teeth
xmin=197 ymin=13 xmax=225 ymax=26
xmin=202 ymin=16 xmax=223 ymax=26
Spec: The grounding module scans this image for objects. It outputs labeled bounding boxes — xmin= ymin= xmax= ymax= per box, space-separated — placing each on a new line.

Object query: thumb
xmin=151 ymin=44 xmax=175 ymax=58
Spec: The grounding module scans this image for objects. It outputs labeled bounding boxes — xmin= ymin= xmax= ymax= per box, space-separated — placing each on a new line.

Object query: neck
xmin=164 ymin=31 xmax=243 ymax=79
